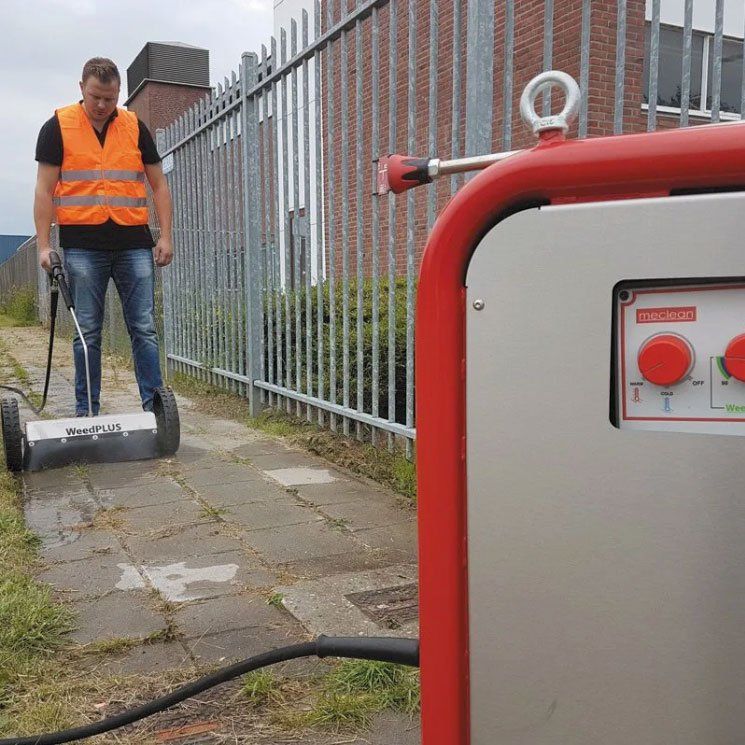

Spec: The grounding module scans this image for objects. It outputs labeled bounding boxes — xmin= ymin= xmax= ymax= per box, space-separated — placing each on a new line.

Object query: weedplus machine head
xmin=1 ymin=250 xmax=179 ymax=472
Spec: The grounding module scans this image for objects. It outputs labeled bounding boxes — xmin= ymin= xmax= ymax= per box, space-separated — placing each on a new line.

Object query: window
xmin=707 ymin=37 xmax=744 ymax=113
xmin=643 ymin=23 xmax=744 ymax=117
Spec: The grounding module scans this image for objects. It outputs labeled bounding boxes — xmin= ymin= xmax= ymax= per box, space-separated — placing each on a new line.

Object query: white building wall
xmin=647 ymin=0 xmax=744 ymax=38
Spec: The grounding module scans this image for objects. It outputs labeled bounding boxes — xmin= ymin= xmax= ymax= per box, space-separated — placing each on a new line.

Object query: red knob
xmin=725 ymin=334 xmax=745 ymax=382
xmin=637 ymin=334 xmax=693 ymax=387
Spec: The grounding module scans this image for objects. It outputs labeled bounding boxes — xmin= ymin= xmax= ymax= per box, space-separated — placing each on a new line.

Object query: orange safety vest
xmin=53 ymin=103 xmax=148 ymax=226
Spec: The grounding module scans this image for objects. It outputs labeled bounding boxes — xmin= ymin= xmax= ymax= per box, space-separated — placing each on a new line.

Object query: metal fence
xmin=0 ymin=237 xmax=40 ymax=306
xmin=5 ymin=0 xmax=742 ymax=453
xmin=161 ymin=0 xmax=745 ymax=455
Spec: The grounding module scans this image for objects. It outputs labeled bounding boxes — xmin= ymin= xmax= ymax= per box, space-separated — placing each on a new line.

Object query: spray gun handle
xmin=49 ymin=251 xmax=75 ymax=310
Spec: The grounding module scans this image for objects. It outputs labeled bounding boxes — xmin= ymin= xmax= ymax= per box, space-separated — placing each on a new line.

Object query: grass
xmin=169 ymin=372 xmax=418 ymax=502
xmin=199 ymin=504 xmax=229 ymax=520
xmin=0 ymin=286 xmax=37 ymax=327
xmin=0 ymin=470 xmax=75 ymax=712
xmin=302 ymin=660 xmax=420 ymax=732
xmin=241 ymin=670 xmax=282 ymax=705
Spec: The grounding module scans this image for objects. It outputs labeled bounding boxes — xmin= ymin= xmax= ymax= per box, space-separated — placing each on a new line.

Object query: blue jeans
xmin=63 ymin=248 xmax=163 ymax=415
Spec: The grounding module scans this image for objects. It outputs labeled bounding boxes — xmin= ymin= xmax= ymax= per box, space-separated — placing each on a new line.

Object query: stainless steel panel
xmin=466 ymin=192 xmax=745 ymax=744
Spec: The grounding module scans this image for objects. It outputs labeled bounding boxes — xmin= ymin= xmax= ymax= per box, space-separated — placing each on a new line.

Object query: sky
xmin=0 ymin=0 xmax=274 ymax=236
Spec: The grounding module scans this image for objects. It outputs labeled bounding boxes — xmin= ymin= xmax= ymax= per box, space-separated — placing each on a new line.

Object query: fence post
xmin=464 ymin=0 xmax=494 ymax=158
xmin=240 ymin=51 xmax=263 ymax=416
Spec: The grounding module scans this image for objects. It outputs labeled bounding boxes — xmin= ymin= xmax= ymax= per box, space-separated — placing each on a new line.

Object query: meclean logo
xmin=636 ymin=306 xmax=696 ymax=324
xmin=64 ymin=422 xmax=123 ymax=437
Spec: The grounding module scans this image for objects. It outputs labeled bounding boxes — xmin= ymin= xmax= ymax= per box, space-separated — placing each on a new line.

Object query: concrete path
xmin=1 ymin=324 xmax=419 ymax=744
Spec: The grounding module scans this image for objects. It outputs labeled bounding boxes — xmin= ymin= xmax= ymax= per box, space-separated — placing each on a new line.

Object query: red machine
xmin=395 ymin=72 xmax=745 ymax=744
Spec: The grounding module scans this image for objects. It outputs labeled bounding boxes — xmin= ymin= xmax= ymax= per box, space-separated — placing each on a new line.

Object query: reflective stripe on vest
xmin=58 ymin=170 xmax=146 ymax=183
xmin=53 ymin=196 xmax=148 ymax=207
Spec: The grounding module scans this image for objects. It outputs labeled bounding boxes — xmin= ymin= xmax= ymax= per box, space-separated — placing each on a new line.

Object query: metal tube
xmin=406 ymin=0 xmax=416 ymax=458
xmin=314 ymin=0 xmax=325 ymax=427
xmin=326 ymin=6 xmax=337 ymax=432
xmin=647 ymin=0 xmax=660 ymax=131
xmin=579 ymin=0 xmax=591 ymax=138
xmin=427 ymin=0 xmax=439 ymax=232
xmin=303 ymin=9 xmax=313 ymax=422
xmin=291 ymin=19 xmax=302 ymax=417
xmin=542 ymin=0 xmax=554 ymax=116
xmin=387 ymin=0 xmax=398 ymax=450
xmin=502 ymin=0 xmax=515 ymax=151
xmin=371 ymin=3 xmax=381 ymax=444
xmin=614 ymin=0 xmax=627 ymax=134
xmin=69 ymin=308 xmax=93 ymax=416
xmin=341 ymin=0 xmax=351 ymax=436
xmin=711 ymin=0 xmax=724 ymax=122
xmin=281 ymin=29 xmax=292 ymax=412
xmin=451 ymin=0 xmax=463 ymax=192
xmin=680 ymin=0 xmax=693 ymax=127
xmin=355 ymin=13 xmax=364 ymax=440
xmin=261 ymin=45 xmax=274 ymax=403
xmin=271 ymin=37 xmax=283 ymax=404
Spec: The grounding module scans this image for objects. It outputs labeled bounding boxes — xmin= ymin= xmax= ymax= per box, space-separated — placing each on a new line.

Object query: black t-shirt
xmin=35 ymin=105 xmax=161 ymax=249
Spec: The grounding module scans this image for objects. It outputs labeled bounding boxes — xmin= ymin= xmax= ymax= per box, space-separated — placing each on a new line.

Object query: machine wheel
xmin=1 ymin=398 xmax=24 ymax=472
xmin=153 ymin=386 xmax=180 ymax=456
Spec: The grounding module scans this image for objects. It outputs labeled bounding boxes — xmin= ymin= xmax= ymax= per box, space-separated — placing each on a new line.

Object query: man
xmin=34 ymin=57 xmax=173 ymax=417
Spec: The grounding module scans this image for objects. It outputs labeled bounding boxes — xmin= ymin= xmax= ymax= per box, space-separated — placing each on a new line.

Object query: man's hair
xmin=81 ymin=58 xmax=120 ymax=86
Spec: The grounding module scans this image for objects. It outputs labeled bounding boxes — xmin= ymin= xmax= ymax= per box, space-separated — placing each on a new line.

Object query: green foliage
xmin=263 ymin=278 xmax=413 ymax=427
xmin=0 ymin=286 xmax=37 ymax=326
xmin=0 ymin=472 xmax=74 ymax=704
xmin=241 ymin=670 xmax=281 ymax=705
xmin=304 ymin=659 xmax=421 ymax=731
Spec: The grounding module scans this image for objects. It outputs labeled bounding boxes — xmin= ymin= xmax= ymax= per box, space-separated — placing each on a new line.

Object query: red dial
xmin=637 ymin=334 xmax=693 ymax=387
xmin=725 ymin=334 xmax=745 ymax=382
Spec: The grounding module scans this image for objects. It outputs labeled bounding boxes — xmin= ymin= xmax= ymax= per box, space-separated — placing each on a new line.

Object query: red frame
xmin=416 ymin=122 xmax=745 ymax=745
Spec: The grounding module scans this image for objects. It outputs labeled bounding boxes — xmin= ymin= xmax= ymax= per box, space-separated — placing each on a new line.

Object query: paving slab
xmin=192 ymin=478 xmax=292 ymax=508
xmin=230 ymin=439 xmax=289 ymax=458
xmin=264 ymin=467 xmax=338 ymax=486
xmin=94 ymin=641 xmax=193 ymax=674
xmin=174 ymin=594 xmax=291 ymax=638
xmin=244 ymin=451 xmax=329 ymax=471
xmin=123 ymin=522 xmax=244 ymax=562
xmin=290 ymin=478 xmax=380 ymax=506
xmin=67 ymin=590 xmax=166 ymax=644
xmin=365 ymin=712 xmax=421 ymax=745
xmin=120 ymin=498 xmax=207 ymax=531
xmin=241 ymin=520 xmax=362 ymax=564
xmin=42 ymin=529 xmax=120 ymax=563
xmin=223 ymin=500 xmax=321 ymax=531
xmin=185 ymin=622 xmax=308 ymax=665
xmin=95 ymin=481 xmax=187 ymax=508
xmin=319 ymin=500 xmax=412 ymax=532
xmin=279 ymin=548 xmax=412 ymax=581
xmin=276 ymin=564 xmax=419 ymax=638
xmin=180 ymin=462 xmax=266 ymax=489
xmin=37 ymin=551 xmax=135 ymax=598
xmin=116 ymin=551 xmax=276 ymax=601
xmin=23 ymin=468 xmax=84 ymax=492
xmin=356 ymin=522 xmax=419 ymax=560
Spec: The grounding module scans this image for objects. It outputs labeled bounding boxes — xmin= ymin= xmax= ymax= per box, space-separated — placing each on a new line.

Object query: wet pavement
xmin=1 ymin=324 xmax=420 ymax=744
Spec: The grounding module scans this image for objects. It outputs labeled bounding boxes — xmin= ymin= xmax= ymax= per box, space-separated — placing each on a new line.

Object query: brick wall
xmin=294 ymin=0 xmax=676 ymax=280
xmin=126 ymin=82 xmax=212 ymax=134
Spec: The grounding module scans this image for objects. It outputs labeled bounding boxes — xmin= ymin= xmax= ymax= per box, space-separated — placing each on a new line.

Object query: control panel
xmin=617 ymin=281 xmax=745 ymax=434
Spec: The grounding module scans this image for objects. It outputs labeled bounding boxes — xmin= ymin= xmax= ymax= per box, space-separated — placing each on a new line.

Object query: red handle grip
xmin=377 ymin=154 xmax=432 ymax=195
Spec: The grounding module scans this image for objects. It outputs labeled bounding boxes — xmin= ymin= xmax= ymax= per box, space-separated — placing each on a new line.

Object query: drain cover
xmin=345 ymin=583 xmax=419 ymax=629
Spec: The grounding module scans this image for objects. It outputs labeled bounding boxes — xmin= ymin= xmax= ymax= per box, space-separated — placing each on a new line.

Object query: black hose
xmin=0 ymin=288 xmax=57 ymax=417
xmin=0 ymin=635 xmax=419 ymax=745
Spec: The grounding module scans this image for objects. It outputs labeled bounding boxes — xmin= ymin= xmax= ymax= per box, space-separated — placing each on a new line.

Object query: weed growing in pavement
xmin=267 ymin=592 xmax=284 ymax=609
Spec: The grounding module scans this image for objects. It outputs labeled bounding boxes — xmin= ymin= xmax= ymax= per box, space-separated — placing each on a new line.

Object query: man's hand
xmin=154 ymin=237 xmax=173 ymax=267
xmin=38 ymin=246 xmax=53 ymax=273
